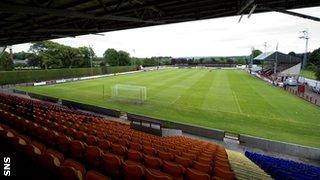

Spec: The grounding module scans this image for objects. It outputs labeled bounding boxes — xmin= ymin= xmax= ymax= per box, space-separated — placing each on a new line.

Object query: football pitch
xmin=17 ymin=69 xmax=320 ymax=148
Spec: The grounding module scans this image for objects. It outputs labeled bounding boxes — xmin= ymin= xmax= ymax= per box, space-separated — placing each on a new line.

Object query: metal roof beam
xmin=0 ymin=2 xmax=162 ymax=24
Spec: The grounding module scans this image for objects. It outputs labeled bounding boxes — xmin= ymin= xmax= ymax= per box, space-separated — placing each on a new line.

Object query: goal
xmin=111 ymin=84 xmax=147 ymax=103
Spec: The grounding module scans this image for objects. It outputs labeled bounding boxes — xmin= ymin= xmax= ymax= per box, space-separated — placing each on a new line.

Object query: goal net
xmin=111 ymin=84 xmax=147 ymax=103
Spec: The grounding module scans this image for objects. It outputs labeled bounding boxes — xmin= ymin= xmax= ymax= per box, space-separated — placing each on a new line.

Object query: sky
xmin=11 ymin=6 xmax=320 ymax=58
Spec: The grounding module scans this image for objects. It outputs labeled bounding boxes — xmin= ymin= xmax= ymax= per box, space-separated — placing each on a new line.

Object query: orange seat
xmin=163 ymin=161 xmax=185 ymax=179
xmin=106 ymin=135 xmax=118 ymax=143
xmin=111 ymin=143 xmax=127 ymax=157
xmin=182 ymin=152 xmax=197 ymax=160
xmin=70 ymin=140 xmax=86 ymax=161
xmin=158 ymin=150 xmax=174 ymax=161
xmin=60 ymin=159 xmax=86 ymax=180
xmin=101 ymin=152 xmax=122 ymax=178
xmin=175 ymin=155 xmax=192 ymax=168
xmin=46 ymin=130 xmax=59 ymax=147
xmin=57 ymin=135 xmax=71 ymax=153
xmin=74 ymin=131 xmax=87 ymax=141
xmin=40 ymin=149 xmax=64 ymax=177
xmin=213 ymin=167 xmax=235 ymax=180
xmin=86 ymin=170 xmax=108 ymax=180
xmin=127 ymin=149 xmax=143 ymax=162
xmin=143 ymin=155 xmax=163 ymax=169
xmin=85 ymin=146 xmax=102 ymax=168
xmin=85 ymin=135 xmax=98 ymax=146
xmin=186 ymin=168 xmax=210 ymax=180
xmin=98 ymin=139 xmax=111 ymax=151
xmin=123 ymin=160 xmax=145 ymax=180
xmin=143 ymin=146 xmax=157 ymax=156
xmin=130 ymin=142 xmax=142 ymax=151
xmin=119 ymin=139 xmax=129 ymax=147
xmin=193 ymin=161 xmax=212 ymax=174
xmin=145 ymin=168 xmax=173 ymax=180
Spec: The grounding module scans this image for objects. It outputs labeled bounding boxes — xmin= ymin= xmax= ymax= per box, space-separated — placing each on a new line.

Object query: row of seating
xmin=0 ymin=123 xmax=108 ymax=180
xmin=0 ymin=92 xmax=235 ymax=179
xmin=245 ymin=151 xmax=320 ymax=180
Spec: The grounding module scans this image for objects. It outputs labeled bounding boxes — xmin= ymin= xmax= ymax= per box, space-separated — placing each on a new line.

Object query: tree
xmin=251 ymin=49 xmax=263 ymax=58
xmin=103 ymin=48 xmax=119 ymax=66
xmin=288 ymin=51 xmax=297 ymax=57
xmin=118 ymin=50 xmax=131 ymax=66
xmin=309 ymin=48 xmax=320 ymax=66
xmin=0 ymin=52 xmax=14 ymax=71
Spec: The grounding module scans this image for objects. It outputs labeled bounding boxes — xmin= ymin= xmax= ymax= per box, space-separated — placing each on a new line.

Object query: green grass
xmin=17 ymin=69 xmax=320 ymax=148
xmin=301 ymin=70 xmax=317 ymax=80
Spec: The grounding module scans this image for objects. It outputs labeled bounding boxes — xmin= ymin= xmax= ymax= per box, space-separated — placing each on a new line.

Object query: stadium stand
xmin=0 ymin=92 xmax=235 ymax=180
xmin=245 ymin=151 xmax=320 ymax=180
xmin=227 ymin=150 xmax=272 ymax=180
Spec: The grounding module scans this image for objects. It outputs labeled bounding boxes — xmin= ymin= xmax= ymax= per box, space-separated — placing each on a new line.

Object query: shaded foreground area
xmin=18 ymin=69 xmax=320 ymax=148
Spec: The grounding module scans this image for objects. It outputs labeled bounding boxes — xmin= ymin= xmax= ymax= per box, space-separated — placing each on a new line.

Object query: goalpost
xmin=111 ymin=84 xmax=147 ymax=103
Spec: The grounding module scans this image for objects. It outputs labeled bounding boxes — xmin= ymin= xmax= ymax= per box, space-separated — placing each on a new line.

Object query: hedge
xmin=0 ymin=66 xmax=137 ymax=85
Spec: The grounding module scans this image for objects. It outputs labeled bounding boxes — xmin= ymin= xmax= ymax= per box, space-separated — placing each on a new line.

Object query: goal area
xmin=111 ymin=84 xmax=147 ymax=103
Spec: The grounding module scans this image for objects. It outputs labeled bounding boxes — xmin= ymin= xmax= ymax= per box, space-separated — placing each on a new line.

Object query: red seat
xmin=158 ymin=150 xmax=174 ymax=161
xmin=118 ymin=139 xmax=129 ymax=147
xmin=85 ymin=146 xmax=102 ymax=168
xmin=175 ymin=155 xmax=192 ymax=168
xmin=143 ymin=146 xmax=157 ymax=156
xmin=127 ymin=149 xmax=143 ymax=162
xmin=143 ymin=155 xmax=163 ymax=169
xmin=60 ymin=159 xmax=86 ymax=180
xmin=70 ymin=140 xmax=86 ymax=161
xmin=163 ymin=161 xmax=185 ymax=179
xmin=123 ymin=160 xmax=145 ymax=180
xmin=85 ymin=135 xmax=98 ymax=146
xmin=192 ymin=161 xmax=212 ymax=174
xmin=40 ymin=149 xmax=64 ymax=177
xmin=74 ymin=131 xmax=87 ymax=141
xmin=98 ymin=139 xmax=111 ymax=152
xmin=101 ymin=152 xmax=122 ymax=178
xmin=57 ymin=135 xmax=71 ymax=153
xmin=111 ymin=143 xmax=127 ymax=157
xmin=86 ymin=170 xmax=108 ymax=180
xmin=46 ymin=131 xmax=59 ymax=147
xmin=145 ymin=168 xmax=173 ymax=180
xmin=186 ymin=168 xmax=210 ymax=180
xmin=213 ymin=167 xmax=235 ymax=180
xmin=130 ymin=142 xmax=142 ymax=151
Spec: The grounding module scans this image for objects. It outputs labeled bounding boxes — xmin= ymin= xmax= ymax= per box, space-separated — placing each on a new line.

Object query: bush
xmin=0 ymin=66 xmax=136 ymax=85
xmin=316 ymin=66 xmax=320 ymax=80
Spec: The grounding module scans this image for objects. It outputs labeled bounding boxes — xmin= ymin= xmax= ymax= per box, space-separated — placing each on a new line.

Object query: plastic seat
xmin=123 ymin=160 xmax=145 ymax=180
xmin=213 ymin=167 xmax=235 ymax=180
xmin=143 ymin=155 xmax=163 ymax=169
xmin=85 ymin=135 xmax=98 ymax=146
xmin=85 ymin=146 xmax=102 ymax=168
xmin=70 ymin=140 xmax=86 ymax=161
xmin=182 ymin=152 xmax=197 ymax=160
xmin=57 ymin=135 xmax=71 ymax=153
xmin=96 ymin=132 xmax=106 ymax=139
xmin=163 ymin=161 xmax=185 ymax=179
xmin=46 ymin=130 xmax=59 ymax=147
xmin=175 ymin=155 xmax=192 ymax=168
xmin=127 ymin=149 xmax=143 ymax=162
xmin=158 ymin=150 xmax=174 ymax=161
xmin=98 ymin=139 xmax=111 ymax=152
xmin=186 ymin=168 xmax=210 ymax=180
xmin=130 ymin=142 xmax=142 ymax=151
xmin=60 ymin=159 xmax=86 ymax=180
xmin=143 ymin=146 xmax=157 ymax=156
xmin=111 ymin=143 xmax=127 ymax=157
xmin=192 ymin=161 xmax=212 ymax=174
xmin=74 ymin=131 xmax=87 ymax=141
xmin=106 ymin=135 xmax=119 ymax=143
xmin=101 ymin=152 xmax=122 ymax=178
xmin=40 ymin=149 xmax=64 ymax=178
xmin=145 ymin=168 xmax=173 ymax=180
xmin=86 ymin=170 xmax=108 ymax=180
xmin=119 ymin=139 xmax=129 ymax=147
